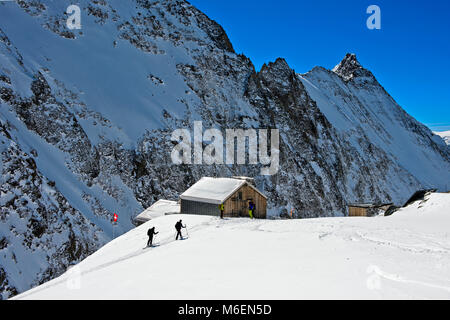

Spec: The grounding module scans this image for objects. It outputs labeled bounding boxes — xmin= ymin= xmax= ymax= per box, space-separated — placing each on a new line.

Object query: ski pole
xmin=185 ymin=225 xmax=189 ymax=238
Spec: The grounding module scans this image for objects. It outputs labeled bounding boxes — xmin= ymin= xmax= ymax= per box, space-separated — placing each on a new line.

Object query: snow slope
xmin=15 ymin=193 xmax=450 ymax=300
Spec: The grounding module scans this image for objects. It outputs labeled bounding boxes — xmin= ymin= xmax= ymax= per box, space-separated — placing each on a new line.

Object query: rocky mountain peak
xmin=257 ymin=58 xmax=297 ymax=91
xmin=332 ymin=53 xmax=374 ymax=82
xmin=185 ymin=2 xmax=235 ymax=53
xmin=260 ymin=58 xmax=292 ymax=75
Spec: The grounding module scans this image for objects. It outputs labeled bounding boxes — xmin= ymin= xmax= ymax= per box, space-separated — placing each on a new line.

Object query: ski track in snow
xmin=15 ymin=218 xmax=215 ymax=299
xmin=355 ymin=232 xmax=450 ymax=255
xmin=370 ymin=265 xmax=450 ymax=294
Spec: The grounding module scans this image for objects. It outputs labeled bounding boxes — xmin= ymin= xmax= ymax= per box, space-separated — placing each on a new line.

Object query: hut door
xmin=231 ymin=195 xmax=242 ymax=217
xmin=235 ymin=191 xmax=244 ymax=217
xmin=239 ymin=192 xmax=247 ymax=217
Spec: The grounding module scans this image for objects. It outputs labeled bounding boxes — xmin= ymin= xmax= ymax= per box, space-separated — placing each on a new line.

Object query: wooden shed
xmin=348 ymin=203 xmax=393 ymax=217
xmin=180 ymin=177 xmax=267 ymax=219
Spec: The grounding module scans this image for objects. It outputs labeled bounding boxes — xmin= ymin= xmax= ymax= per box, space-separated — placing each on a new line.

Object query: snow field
xmin=15 ymin=193 xmax=450 ymax=300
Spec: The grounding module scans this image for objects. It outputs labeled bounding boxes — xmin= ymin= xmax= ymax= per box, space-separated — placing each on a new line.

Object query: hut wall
xmin=181 ymin=199 xmax=220 ymax=216
xmin=223 ymin=184 xmax=267 ymax=219
xmin=348 ymin=207 xmax=368 ymax=217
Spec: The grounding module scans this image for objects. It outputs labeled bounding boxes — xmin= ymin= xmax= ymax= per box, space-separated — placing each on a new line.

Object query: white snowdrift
xmin=14 ymin=193 xmax=450 ymax=300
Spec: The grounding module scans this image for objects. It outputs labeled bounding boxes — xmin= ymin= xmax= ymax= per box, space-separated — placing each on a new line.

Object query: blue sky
xmin=189 ymin=0 xmax=450 ymax=131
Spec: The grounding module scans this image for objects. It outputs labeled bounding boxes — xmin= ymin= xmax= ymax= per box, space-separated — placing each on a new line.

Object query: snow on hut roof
xmin=348 ymin=203 xmax=393 ymax=208
xmin=180 ymin=177 xmax=266 ymax=205
xmin=135 ymin=199 xmax=180 ymax=223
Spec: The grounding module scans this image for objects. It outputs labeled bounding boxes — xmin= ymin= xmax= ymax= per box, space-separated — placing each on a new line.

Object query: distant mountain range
xmin=434 ymin=131 xmax=450 ymax=146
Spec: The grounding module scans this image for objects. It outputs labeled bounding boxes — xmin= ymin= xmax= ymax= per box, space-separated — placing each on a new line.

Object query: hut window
xmin=238 ymin=192 xmax=242 ymax=200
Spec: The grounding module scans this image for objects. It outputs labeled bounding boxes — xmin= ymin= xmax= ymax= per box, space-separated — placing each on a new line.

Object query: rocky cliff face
xmin=0 ymin=0 xmax=449 ymax=299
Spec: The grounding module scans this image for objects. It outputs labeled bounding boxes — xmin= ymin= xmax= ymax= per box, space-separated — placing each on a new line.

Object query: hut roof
xmin=348 ymin=203 xmax=392 ymax=208
xmin=135 ymin=199 xmax=180 ymax=223
xmin=180 ymin=177 xmax=266 ymax=205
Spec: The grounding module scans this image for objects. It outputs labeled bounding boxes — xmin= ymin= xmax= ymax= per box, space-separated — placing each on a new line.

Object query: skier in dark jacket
xmin=248 ymin=201 xmax=255 ymax=219
xmin=147 ymin=227 xmax=158 ymax=247
xmin=175 ymin=219 xmax=186 ymax=240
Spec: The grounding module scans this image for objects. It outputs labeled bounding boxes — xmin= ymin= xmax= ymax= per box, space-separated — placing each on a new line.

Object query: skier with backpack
xmin=175 ymin=219 xmax=186 ymax=240
xmin=147 ymin=226 xmax=158 ymax=247
xmin=248 ymin=201 xmax=255 ymax=219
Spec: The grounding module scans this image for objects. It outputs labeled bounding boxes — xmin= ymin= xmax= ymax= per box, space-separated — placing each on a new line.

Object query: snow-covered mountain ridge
xmin=435 ymin=131 xmax=450 ymax=146
xmin=1 ymin=0 xmax=449 ymax=299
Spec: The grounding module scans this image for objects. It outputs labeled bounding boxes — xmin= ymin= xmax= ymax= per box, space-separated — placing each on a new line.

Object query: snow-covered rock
xmin=434 ymin=131 xmax=450 ymax=146
xmin=0 ymin=0 xmax=449 ymax=298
